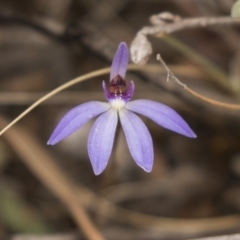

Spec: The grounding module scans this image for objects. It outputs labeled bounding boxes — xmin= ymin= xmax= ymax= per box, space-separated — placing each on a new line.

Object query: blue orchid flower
xmin=47 ymin=42 xmax=196 ymax=175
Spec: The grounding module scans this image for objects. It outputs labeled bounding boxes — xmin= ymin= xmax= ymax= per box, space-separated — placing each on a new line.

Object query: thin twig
xmin=157 ymin=54 xmax=240 ymax=110
xmin=11 ymin=233 xmax=79 ymax=240
xmin=1 ymin=61 xmax=240 ymax=137
xmin=189 ymin=234 xmax=240 ymax=240
xmin=10 ymin=233 xmax=240 ymax=240
xmin=77 ymin=185 xmax=240 ymax=236
xmin=1 ymin=63 xmax=200 ymax=136
xmin=156 ymin=54 xmax=186 ymax=88
xmin=143 ymin=15 xmax=240 ymax=36
xmin=0 ymin=67 xmax=110 ymax=136
xmin=0 ymin=65 xmax=203 ymax=105
xmin=160 ymin=34 xmax=230 ymax=92
xmin=131 ymin=12 xmax=240 ymax=93
xmin=131 ymin=13 xmax=240 ymax=65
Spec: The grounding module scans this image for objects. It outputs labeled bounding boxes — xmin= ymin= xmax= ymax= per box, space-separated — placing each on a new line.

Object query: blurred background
xmin=0 ymin=0 xmax=240 ymax=239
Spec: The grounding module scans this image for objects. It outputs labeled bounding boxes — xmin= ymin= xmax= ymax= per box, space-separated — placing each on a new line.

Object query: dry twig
xmin=157 ymin=54 xmax=240 ymax=110
xmin=146 ymin=14 xmax=240 ymax=36
xmin=0 ymin=116 xmax=105 ymax=240
xmin=1 ymin=117 xmax=240 ymax=238
xmin=189 ymin=234 xmax=240 ymax=240
xmin=131 ymin=13 xmax=240 ymax=64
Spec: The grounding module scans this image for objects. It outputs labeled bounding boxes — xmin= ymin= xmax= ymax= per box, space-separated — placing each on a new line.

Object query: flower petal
xmin=47 ymin=101 xmax=110 ymax=145
xmin=125 ymin=99 xmax=196 ymax=138
xmin=119 ymin=109 xmax=153 ymax=172
xmin=88 ymin=109 xmax=118 ymax=175
xmin=123 ymin=80 xmax=135 ymax=102
xmin=110 ymin=42 xmax=128 ymax=81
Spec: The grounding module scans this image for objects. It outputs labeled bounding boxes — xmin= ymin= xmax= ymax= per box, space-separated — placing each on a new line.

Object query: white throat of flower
xmin=110 ymin=98 xmax=126 ymax=110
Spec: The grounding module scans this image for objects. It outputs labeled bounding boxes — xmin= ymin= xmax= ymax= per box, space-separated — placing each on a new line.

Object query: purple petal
xmin=88 ymin=109 xmax=118 ymax=175
xmin=122 ymin=80 xmax=135 ymax=102
xmin=125 ymin=100 xmax=196 ymax=138
xmin=47 ymin=101 xmax=110 ymax=145
xmin=119 ymin=109 xmax=153 ymax=172
xmin=102 ymin=80 xmax=135 ymax=102
xmin=110 ymin=42 xmax=129 ymax=81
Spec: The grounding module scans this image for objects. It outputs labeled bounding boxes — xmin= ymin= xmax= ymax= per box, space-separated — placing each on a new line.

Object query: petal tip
xmin=47 ymin=137 xmax=54 ymax=145
xmin=184 ymin=127 xmax=197 ymax=138
xmin=119 ymin=42 xmax=128 ymax=50
xmin=125 ymin=100 xmax=197 ymax=140
xmin=93 ymin=168 xmax=104 ymax=176
xmin=110 ymin=42 xmax=129 ymax=80
xmin=179 ymin=129 xmax=197 ymax=139
xmin=90 ymin=158 xmax=106 ymax=176
xmin=143 ymin=165 xmax=153 ymax=173
xmin=190 ymin=132 xmax=197 ymax=138
xmin=47 ymin=137 xmax=57 ymax=145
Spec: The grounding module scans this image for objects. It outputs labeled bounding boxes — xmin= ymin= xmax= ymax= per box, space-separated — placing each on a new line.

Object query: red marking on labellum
xmin=109 ymin=75 xmax=127 ymax=94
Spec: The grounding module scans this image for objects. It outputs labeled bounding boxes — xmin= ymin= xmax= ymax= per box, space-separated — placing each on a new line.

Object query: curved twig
xmin=157 ymin=54 xmax=240 ymax=109
xmin=1 ymin=63 xmax=240 ymax=136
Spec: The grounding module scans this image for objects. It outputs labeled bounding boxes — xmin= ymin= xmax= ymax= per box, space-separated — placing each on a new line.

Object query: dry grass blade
xmin=78 ymin=186 xmax=240 ymax=237
xmin=0 ymin=63 xmax=202 ymax=136
xmin=0 ymin=116 xmax=105 ymax=240
xmin=189 ymin=234 xmax=240 ymax=240
xmin=11 ymin=233 xmax=79 ymax=240
xmin=0 ymin=67 xmax=110 ymax=136
xmin=1 ymin=116 xmax=240 ymax=238
xmin=157 ymin=54 xmax=240 ymax=109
